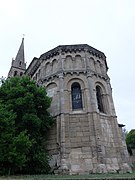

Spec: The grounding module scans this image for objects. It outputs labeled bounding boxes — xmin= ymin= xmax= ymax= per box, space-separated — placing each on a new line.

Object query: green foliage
xmin=132 ymin=163 xmax=135 ymax=172
xmin=126 ymin=129 xmax=135 ymax=155
xmin=0 ymin=76 xmax=54 ymax=175
xmin=123 ymin=128 xmax=128 ymax=137
xmin=1 ymin=173 xmax=135 ymax=180
xmin=0 ymin=76 xmax=6 ymax=86
xmin=126 ymin=129 xmax=135 ymax=148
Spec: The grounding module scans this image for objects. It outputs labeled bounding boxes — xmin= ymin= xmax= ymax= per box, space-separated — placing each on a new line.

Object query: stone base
xmin=50 ymin=163 xmax=132 ymax=175
xmin=119 ymin=163 xmax=132 ymax=173
xmin=96 ymin=164 xmax=107 ymax=173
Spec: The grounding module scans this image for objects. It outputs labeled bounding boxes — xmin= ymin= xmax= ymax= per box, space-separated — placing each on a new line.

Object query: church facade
xmin=8 ymin=39 xmax=131 ymax=174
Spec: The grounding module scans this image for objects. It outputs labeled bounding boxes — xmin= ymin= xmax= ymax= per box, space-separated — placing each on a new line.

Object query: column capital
xmin=58 ymin=72 xmax=64 ymax=79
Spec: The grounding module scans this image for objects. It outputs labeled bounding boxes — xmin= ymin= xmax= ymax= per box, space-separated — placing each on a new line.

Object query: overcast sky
xmin=0 ymin=0 xmax=135 ymax=131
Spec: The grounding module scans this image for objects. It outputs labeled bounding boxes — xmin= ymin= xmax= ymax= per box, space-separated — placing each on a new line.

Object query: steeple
xmin=15 ymin=37 xmax=25 ymax=63
xmin=8 ymin=38 xmax=26 ymax=78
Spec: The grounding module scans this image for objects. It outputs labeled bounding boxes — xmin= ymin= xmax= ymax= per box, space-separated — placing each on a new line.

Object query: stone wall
xmin=26 ymin=44 xmax=131 ymax=174
xmin=64 ymin=113 xmax=97 ymax=174
xmin=46 ymin=113 xmax=131 ymax=174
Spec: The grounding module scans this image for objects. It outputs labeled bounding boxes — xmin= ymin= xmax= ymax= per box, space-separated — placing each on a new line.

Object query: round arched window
xmin=71 ymin=82 xmax=83 ymax=110
xmin=14 ymin=71 xmax=18 ymax=76
xmin=96 ymin=85 xmax=104 ymax=113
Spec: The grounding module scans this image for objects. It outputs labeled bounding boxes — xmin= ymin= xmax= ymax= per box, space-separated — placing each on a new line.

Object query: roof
xmin=15 ymin=38 xmax=25 ymax=62
xmin=40 ymin=44 xmax=106 ymax=60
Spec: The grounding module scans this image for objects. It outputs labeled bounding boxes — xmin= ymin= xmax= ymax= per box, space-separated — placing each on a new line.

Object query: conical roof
xmin=15 ymin=38 xmax=25 ymax=62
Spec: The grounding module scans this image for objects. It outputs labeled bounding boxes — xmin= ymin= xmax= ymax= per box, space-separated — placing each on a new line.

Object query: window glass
xmin=71 ymin=82 xmax=83 ymax=110
xmin=96 ymin=86 xmax=104 ymax=113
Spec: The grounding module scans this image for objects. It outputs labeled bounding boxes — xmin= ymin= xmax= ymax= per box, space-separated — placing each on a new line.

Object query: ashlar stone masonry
xmin=9 ymin=42 xmax=131 ymax=174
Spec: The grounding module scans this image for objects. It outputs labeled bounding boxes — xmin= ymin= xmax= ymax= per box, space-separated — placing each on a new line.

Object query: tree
xmin=126 ymin=129 xmax=135 ymax=155
xmin=0 ymin=76 xmax=54 ymax=175
xmin=123 ymin=128 xmax=128 ymax=137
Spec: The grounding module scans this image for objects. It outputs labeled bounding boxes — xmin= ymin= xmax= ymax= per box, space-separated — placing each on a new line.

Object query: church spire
xmin=15 ymin=37 xmax=25 ymax=63
xmin=8 ymin=38 xmax=26 ymax=78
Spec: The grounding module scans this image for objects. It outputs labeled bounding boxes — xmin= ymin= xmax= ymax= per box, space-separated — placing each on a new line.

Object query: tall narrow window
xmin=20 ymin=72 xmax=23 ymax=76
xmin=14 ymin=71 xmax=18 ymax=76
xmin=19 ymin=61 xmax=22 ymax=66
xmin=71 ymin=82 xmax=83 ymax=110
xmin=96 ymin=85 xmax=104 ymax=113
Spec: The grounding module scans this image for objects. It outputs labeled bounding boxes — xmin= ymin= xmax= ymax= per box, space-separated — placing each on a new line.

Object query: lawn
xmin=0 ymin=173 xmax=135 ymax=180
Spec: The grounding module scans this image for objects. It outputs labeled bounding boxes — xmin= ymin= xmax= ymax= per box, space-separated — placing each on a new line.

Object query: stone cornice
xmin=40 ymin=44 xmax=106 ymax=60
xmin=39 ymin=70 xmax=108 ymax=84
xmin=10 ymin=66 xmax=26 ymax=71
xmin=26 ymin=44 xmax=107 ymax=77
xmin=118 ymin=123 xmax=125 ymax=127
xmin=25 ymin=57 xmax=39 ymax=76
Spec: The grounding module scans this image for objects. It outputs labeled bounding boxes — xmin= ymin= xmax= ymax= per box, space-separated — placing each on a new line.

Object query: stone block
xmin=70 ymin=137 xmax=81 ymax=143
xmin=65 ymin=143 xmax=71 ymax=148
xmin=92 ymin=157 xmax=97 ymax=164
xmin=84 ymin=159 xmax=93 ymax=169
xmin=76 ymin=132 xmax=83 ymax=136
xmin=69 ymin=132 xmax=76 ymax=137
xmin=79 ymin=153 xmax=92 ymax=158
xmin=70 ymin=154 xmax=80 ymax=159
xmin=71 ymin=127 xmax=81 ymax=131
xmin=81 ymin=122 xmax=89 ymax=127
xmin=81 ymin=136 xmax=90 ymax=142
xmin=90 ymin=136 xmax=96 ymax=144
xmin=106 ymin=164 xmax=117 ymax=173
xmin=49 ymin=154 xmax=60 ymax=168
xmin=80 ymin=142 xmax=90 ymax=147
xmin=70 ymin=143 xmax=79 ymax=148
xmin=82 ymin=127 xmax=90 ymax=131
xmin=91 ymin=146 xmax=98 ymax=156
xmin=71 ymin=165 xmax=80 ymax=172
xmin=83 ymin=131 xmax=90 ymax=136
xmin=120 ymin=163 xmax=132 ymax=173
xmin=78 ymin=171 xmax=90 ymax=175
xmin=70 ymin=122 xmax=78 ymax=127
xmin=65 ymin=148 xmax=70 ymax=154
xmin=111 ymin=157 xmax=118 ymax=165
xmin=96 ymin=164 xmax=107 ymax=173
xmin=106 ymin=158 xmax=112 ymax=164
xmin=82 ymin=146 xmax=91 ymax=152
xmin=71 ymin=148 xmax=82 ymax=153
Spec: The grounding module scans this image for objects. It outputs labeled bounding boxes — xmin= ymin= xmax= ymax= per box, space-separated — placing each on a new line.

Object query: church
xmin=8 ymin=38 xmax=131 ymax=174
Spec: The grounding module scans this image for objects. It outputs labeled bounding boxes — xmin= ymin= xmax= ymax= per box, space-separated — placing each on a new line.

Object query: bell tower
xmin=8 ymin=38 xmax=26 ymax=78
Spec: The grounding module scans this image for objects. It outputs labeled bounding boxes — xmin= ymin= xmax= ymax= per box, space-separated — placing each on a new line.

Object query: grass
xmin=0 ymin=173 xmax=135 ymax=180
xmin=132 ymin=164 xmax=135 ymax=172
xmin=1 ymin=165 xmax=135 ymax=180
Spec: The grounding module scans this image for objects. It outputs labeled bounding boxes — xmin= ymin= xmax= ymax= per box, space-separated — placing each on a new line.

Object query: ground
xmin=0 ymin=173 xmax=135 ymax=180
